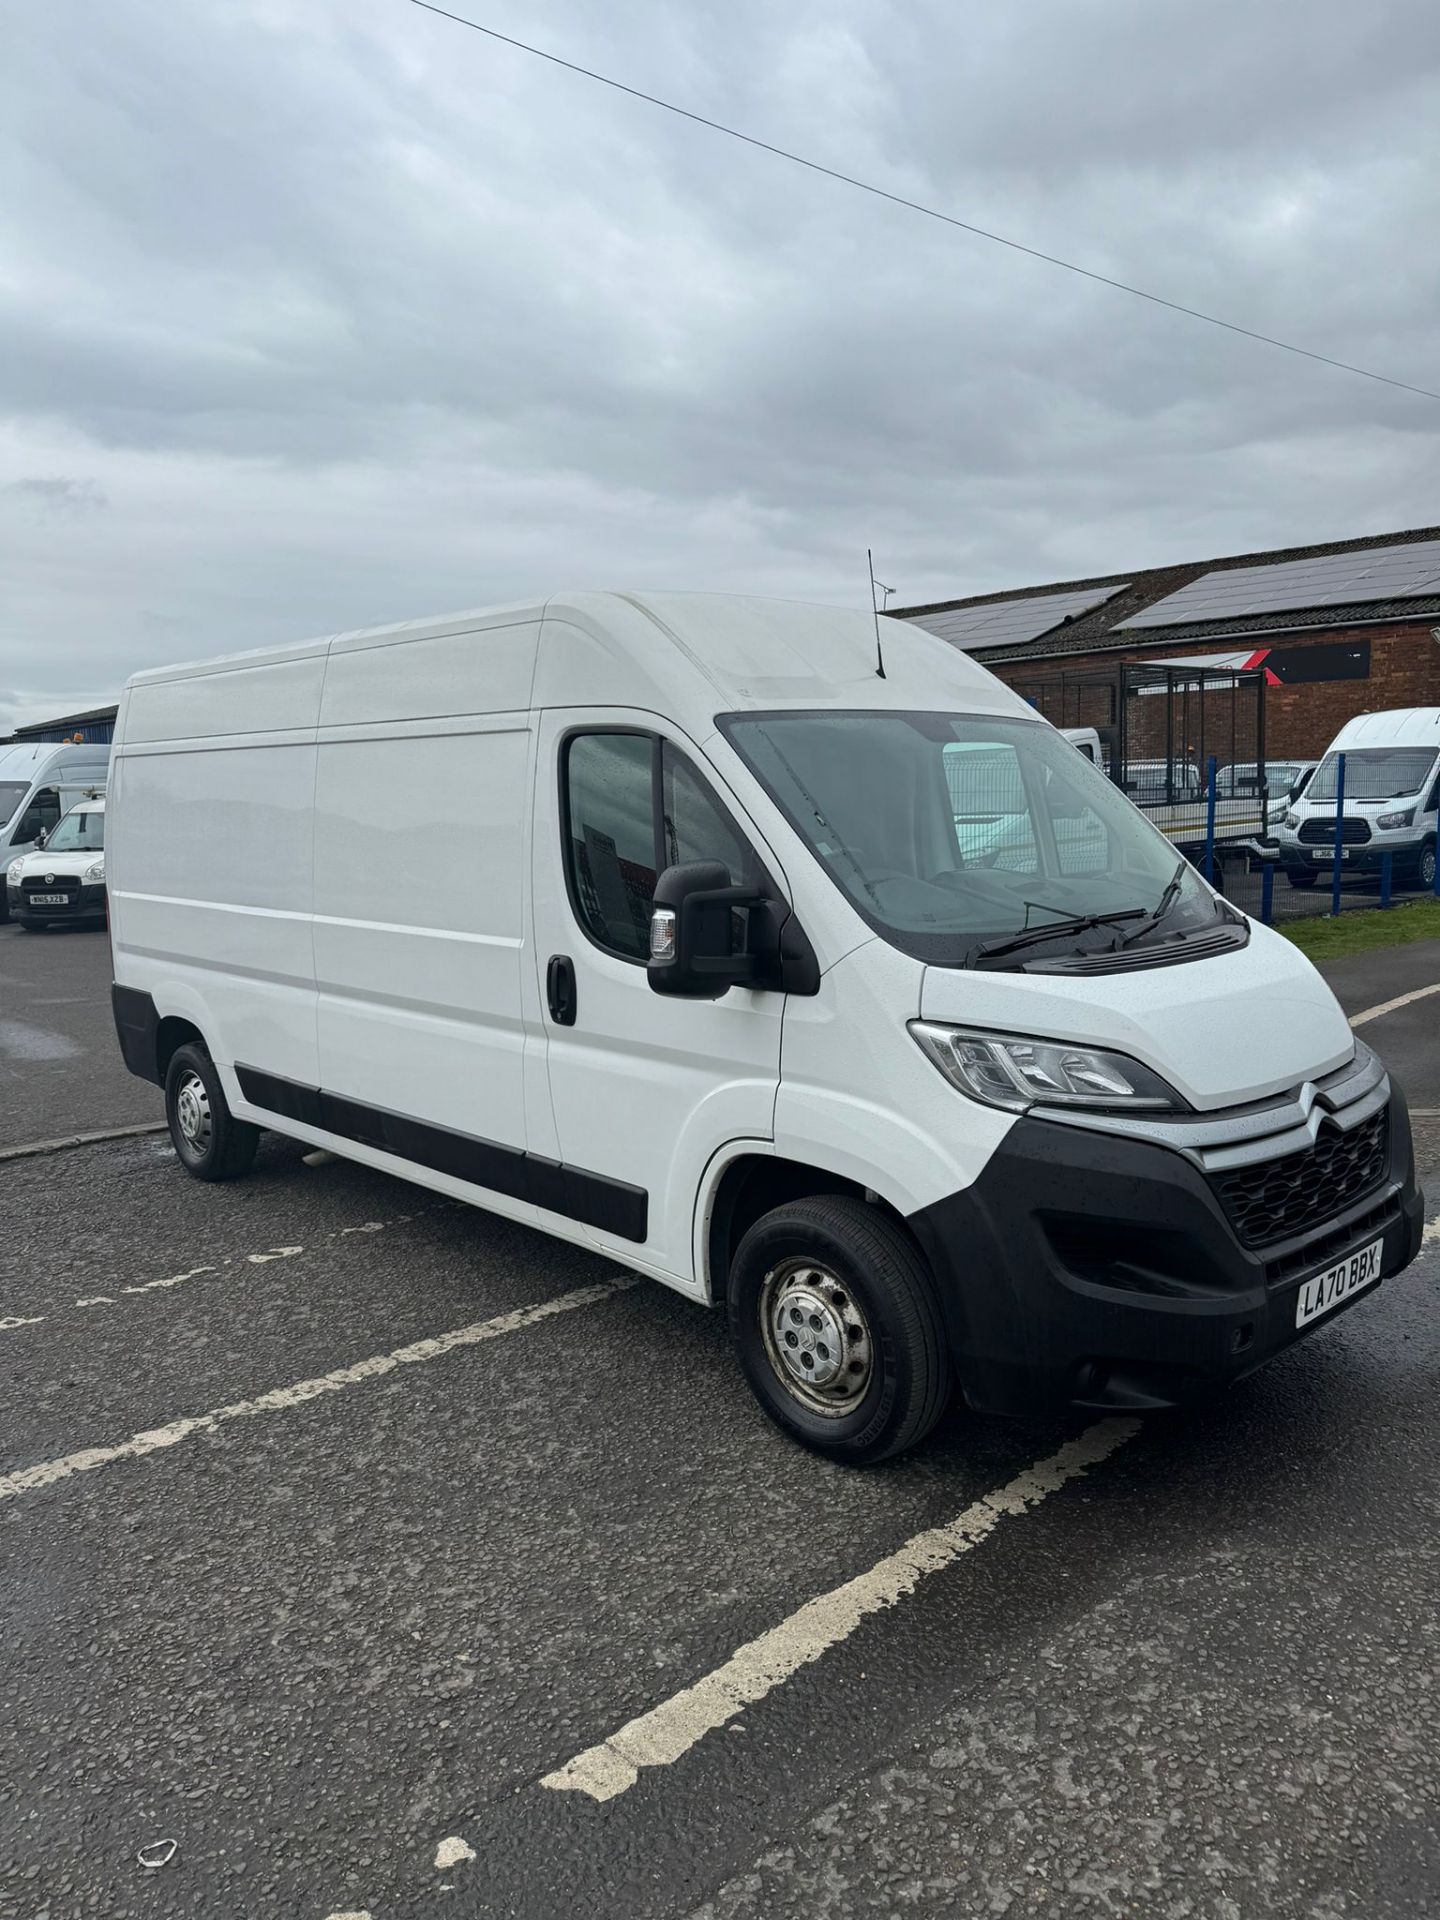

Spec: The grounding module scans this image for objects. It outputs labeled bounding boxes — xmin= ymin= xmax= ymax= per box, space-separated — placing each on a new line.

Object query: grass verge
xmin=1277 ymin=894 xmax=1440 ymax=962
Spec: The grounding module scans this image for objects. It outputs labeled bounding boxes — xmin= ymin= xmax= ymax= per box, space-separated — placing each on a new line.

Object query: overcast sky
xmin=2 ymin=0 xmax=1438 ymax=729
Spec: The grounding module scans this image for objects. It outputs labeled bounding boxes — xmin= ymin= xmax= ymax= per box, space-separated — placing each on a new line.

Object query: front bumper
xmin=908 ymin=1088 xmax=1423 ymax=1416
xmin=8 ymin=882 xmax=107 ymax=924
xmin=1278 ymin=841 xmax=1422 ymax=875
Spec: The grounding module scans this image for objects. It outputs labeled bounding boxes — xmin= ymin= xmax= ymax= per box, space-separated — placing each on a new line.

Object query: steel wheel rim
xmin=174 ymin=1069 xmax=212 ymax=1157
xmin=759 ymin=1259 xmax=873 ymax=1417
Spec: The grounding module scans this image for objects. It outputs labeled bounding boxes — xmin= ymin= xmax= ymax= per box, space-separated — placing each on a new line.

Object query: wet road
xmin=1 ymin=924 xmax=1437 ymax=1918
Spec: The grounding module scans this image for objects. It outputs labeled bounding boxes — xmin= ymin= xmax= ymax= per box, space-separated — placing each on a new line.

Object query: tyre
xmin=17 ymin=919 xmax=47 ymax=931
xmin=727 ymin=1195 xmax=951 ymax=1464
xmin=165 ymin=1041 xmax=260 ymax=1182
xmin=1419 ymin=839 xmax=1437 ymax=892
xmin=1286 ymin=868 xmax=1318 ymax=889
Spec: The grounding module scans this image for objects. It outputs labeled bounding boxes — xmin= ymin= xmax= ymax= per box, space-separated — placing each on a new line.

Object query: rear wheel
xmin=728 ymin=1195 xmax=951 ymax=1464
xmin=165 ymin=1042 xmax=259 ymax=1182
xmin=1286 ymin=868 xmax=1318 ymax=889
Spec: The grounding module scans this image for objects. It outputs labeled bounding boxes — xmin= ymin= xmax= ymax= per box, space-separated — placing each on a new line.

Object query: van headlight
xmin=909 ymin=1022 xmax=1184 ymax=1114
xmin=1375 ymin=809 xmax=1414 ymax=832
xmin=1282 ymin=810 xmax=1301 ymax=830
xmin=83 ymin=860 xmax=105 ymax=884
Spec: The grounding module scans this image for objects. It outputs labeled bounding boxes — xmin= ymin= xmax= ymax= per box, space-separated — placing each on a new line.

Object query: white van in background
xmin=1276 ymin=708 xmax=1440 ymax=891
xmin=107 ymin=594 xmax=1423 ymax=1462
xmin=0 ymin=738 xmax=111 ymax=922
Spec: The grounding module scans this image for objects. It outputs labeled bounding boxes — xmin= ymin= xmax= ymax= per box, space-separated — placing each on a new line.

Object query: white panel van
xmin=1276 ymin=707 xmax=1440 ymax=891
xmin=0 ymin=738 xmax=111 ymax=922
xmin=108 ymin=595 xmax=1424 ymax=1461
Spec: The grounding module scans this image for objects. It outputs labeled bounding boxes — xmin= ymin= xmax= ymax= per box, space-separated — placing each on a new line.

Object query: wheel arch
xmin=699 ymin=1147 xmax=916 ymax=1305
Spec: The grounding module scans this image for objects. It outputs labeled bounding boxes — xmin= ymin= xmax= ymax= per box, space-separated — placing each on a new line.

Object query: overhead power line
xmin=409 ymin=0 xmax=1440 ymax=406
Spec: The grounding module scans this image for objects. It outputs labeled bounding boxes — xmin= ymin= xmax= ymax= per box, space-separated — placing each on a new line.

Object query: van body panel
xmin=312 ymin=714 xmax=535 ymax=1159
xmin=320 ymin=616 xmax=541 ymax=727
xmin=124 ymin=647 xmax=328 ymax=743
xmin=109 ymin=730 xmax=320 ymax=1087
xmin=919 ymin=922 xmax=1353 ymax=1112
xmin=777 ymin=941 xmax=1016 ymax=1215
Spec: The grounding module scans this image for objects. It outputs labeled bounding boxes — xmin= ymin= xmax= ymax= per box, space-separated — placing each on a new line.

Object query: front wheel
xmin=1418 ymin=839 xmax=1437 ymax=892
xmin=1286 ymin=868 xmax=1318 ymax=889
xmin=165 ymin=1042 xmax=260 ymax=1182
xmin=728 ymin=1195 xmax=951 ymax=1464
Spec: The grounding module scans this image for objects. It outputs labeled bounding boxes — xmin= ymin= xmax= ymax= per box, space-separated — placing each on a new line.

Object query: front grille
xmin=21 ymin=876 xmax=77 ymax=895
xmin=1298 ymin=816 xmax=1369 ymax=845
xmin=1213 ymin=1109 xmax=1388 ymax=1249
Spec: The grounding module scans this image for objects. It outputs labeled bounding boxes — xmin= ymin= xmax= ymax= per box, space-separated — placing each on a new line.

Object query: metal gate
xmin=1011 ymin=661 xmax=1269 ymax=858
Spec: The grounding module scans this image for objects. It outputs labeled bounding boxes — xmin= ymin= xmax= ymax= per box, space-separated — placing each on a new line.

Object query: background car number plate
xmin=1295 ymin=1236 xmax=1382 ymax=1328
xmin=30 ymin=893 xmax=68 ymax=906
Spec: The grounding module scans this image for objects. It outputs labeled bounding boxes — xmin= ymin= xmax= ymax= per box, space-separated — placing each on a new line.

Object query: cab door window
xmin=562 ymin=733 xmax=759 ymax=961
xmin=14 ymin=788 xmax=60 ymax=843
xmin=563 ymin=733 xmax=658 ymax=960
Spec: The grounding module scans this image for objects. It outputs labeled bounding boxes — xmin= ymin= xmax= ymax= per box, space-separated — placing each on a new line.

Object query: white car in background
xmin=5 ymin=795 xmax=108 ymax=930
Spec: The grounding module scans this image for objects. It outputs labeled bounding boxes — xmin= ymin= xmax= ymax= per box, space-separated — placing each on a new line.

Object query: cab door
xmin=529 ymin=712 xmax=785 ymax=1289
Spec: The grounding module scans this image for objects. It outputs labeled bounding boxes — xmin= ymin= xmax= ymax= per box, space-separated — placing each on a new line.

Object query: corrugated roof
xmin=891 ymin=524 xmax=1440 ymax=665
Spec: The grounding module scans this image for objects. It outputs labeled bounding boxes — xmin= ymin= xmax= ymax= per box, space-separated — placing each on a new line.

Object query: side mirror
xmin=35 ymin=829 xmax=48 ymax=849
xmin=647 ymin=860 xmax=774 ymax=999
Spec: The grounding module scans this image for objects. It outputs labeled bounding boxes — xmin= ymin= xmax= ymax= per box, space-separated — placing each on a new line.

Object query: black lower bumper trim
xmin=908 ymin=1091 xmax=1424 ymax=1416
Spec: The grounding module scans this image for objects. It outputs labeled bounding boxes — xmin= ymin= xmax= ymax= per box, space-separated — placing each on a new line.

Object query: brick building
xmin=892 ymin=525 xmax=1440 ymax=763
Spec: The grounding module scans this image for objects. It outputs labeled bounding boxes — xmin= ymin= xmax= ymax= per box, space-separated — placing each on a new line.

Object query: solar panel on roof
xmin=906 ymin=583 xmax=1128 ymax=651
xmin=1119 ymin=540 xmax=1440 ymax=629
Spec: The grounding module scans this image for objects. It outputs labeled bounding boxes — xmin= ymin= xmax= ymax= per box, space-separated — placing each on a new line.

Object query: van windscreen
xmin=1309 ymin=748 xmax=1436 ymax=802
xmin=720 ymin=709 xmax=1225 ymax=968
xmin=0 ymin=782 xmax=28 ymax=826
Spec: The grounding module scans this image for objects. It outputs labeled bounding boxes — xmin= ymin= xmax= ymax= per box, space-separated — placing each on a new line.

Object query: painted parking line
xmin=0 ymin=1278 xmax=635 ymax=1503
xmin=537 ymin=1417 xmax=1137 ymax=1806
xmin=1348 ymin=981 xmax=1440 ymax=1030
xmin=0 ymin=1204 xmax=454 ymax=1336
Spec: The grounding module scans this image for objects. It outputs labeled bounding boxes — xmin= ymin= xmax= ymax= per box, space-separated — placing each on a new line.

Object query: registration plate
xmin=1311 ymin=849 xmax=1351 ymax=862
xmin=29 ymin=893 xmax=69 ymax=906
xmin=1295 ymin=1236 xmax=1382 ymax=1328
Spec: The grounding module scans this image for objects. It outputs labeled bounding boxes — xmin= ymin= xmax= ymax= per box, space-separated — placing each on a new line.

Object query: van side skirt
xmin=235 ymin=1065 xmax=648 ymax=1243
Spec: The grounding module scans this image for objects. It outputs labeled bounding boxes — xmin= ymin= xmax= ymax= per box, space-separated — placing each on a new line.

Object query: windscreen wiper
xmin=976 ymin=907 xmax=1148 ymax=963
xmin=1119 ymin=858 xmax=1189 ymax=948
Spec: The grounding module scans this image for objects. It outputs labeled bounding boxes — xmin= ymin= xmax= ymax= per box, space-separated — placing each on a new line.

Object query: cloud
xmin=1 ymin=0 xmax=1437 ymax=725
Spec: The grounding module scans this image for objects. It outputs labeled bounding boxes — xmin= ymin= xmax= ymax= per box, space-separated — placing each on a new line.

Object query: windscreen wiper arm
xmin=1119 ymin=859 xmax=1189 ymax=948
xmin=976 ymin=907 xmax=1148 ymax=963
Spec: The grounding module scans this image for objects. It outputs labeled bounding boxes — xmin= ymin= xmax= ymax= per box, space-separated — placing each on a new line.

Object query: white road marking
xmin=1423 ymin=1213 xmax=1440 ymax=1249
xmin=0 ymin=1314 xmax=44 ymax=1333
xmin=123 ymin=1265 xmax=216 ymax=1296
xmin=1348 ymin=981 xmax=1440 ymax=1029
xmin=75 ymin=1296 xmax=115 ymax=1309
xmin=323 ymin=1911 xmax=373 ymax=1919
xmin=246 ymin=1246 xmax=304 ymax=1265
xmin=540 ymin=1417 xmax=1138 ymax=1804
xmin=0 ymin=1279 xmax=633 ymax=1503
xmin=434 ymin=1836 xmax=476 ymax=1870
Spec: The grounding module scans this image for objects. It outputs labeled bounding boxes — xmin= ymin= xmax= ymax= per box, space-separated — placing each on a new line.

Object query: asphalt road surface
xmin=2 ymin=922 xmax=1437 ymax=1919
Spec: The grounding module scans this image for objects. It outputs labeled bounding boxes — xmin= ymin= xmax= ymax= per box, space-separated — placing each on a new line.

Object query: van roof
xmin=1325 ymin=708 xmax=1440 ymax=752
xmin=0 ymin=739 xmax=109 ymax=780
xmin=121 ymin=590 xmax=1037 ymax=734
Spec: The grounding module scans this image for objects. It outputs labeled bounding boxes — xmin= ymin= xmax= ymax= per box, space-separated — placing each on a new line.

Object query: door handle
xmin=546 ymin=953 xmax=577 ymax=1026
